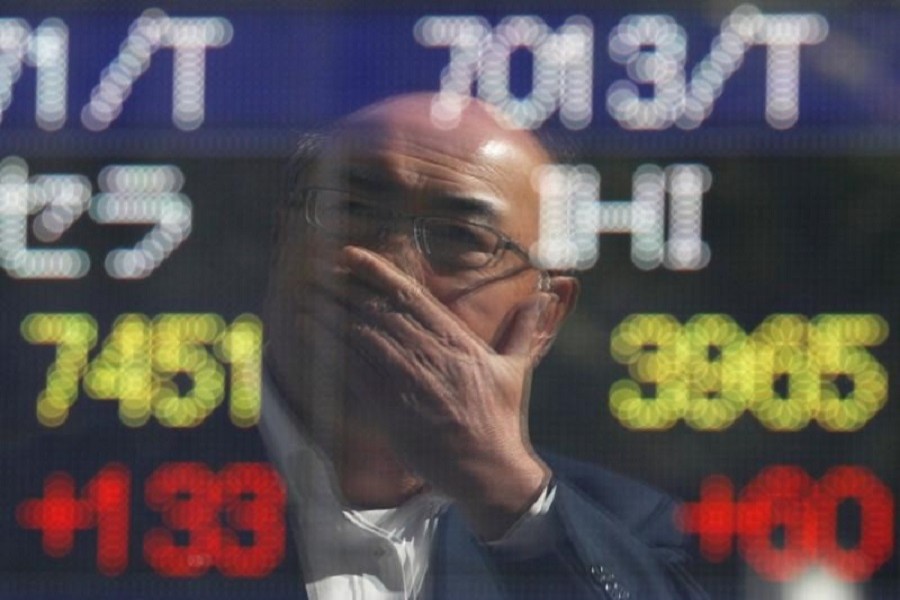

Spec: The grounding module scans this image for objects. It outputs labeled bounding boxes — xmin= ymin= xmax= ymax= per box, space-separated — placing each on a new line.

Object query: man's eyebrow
xmin=427 ymin=194 xmax=503 ymax=221
xmin=341 ymin=164 xmax=504 ymax=221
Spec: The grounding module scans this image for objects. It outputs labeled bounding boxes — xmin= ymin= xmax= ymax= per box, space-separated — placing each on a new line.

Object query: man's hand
xmin=337 ymin=246 xmax=558 ymax=540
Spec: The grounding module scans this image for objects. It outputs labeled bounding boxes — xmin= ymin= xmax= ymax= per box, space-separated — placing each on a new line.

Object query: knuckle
xmin=363 ymin=296 xmax=389 ymax=313
xmin=395 ymin=283 xmax=419 ymax=305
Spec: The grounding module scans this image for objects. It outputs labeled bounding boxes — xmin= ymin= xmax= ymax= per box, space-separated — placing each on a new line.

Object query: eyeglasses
xmin=296 ymin=188 xmax=549 ymax=288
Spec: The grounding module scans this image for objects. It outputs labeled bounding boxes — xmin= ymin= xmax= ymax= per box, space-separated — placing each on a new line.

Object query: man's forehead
xmin=322 ymin=122 xmax=521 ymax=171
xmin=328 ymin=94 xmax=548 ymax=166
xmin=313 ymin=139 xmax=512 ymax=224
xmin=305 ymin=94 xmax=549 ymax=238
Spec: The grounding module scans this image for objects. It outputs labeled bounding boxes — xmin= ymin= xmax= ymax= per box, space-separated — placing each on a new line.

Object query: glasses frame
xmin=296 ymin=187 xmax=551 ymax=291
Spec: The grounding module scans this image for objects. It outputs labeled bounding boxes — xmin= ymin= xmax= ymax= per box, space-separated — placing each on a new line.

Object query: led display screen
xmin=1 ymin=2 xmax=898 ymax=598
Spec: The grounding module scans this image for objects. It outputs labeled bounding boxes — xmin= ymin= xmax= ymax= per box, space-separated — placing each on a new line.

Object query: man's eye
xmin=423 ymin=222 xmax=495 ymax=267
xmin=427 ymin=223 xmax=490 ymax=248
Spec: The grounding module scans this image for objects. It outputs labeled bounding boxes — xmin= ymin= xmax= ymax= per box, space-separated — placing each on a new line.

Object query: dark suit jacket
xmin=411 ymin=452 xmax=706 ymax=600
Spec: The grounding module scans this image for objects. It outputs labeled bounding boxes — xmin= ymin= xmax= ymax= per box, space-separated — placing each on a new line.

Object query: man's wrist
xmin=454 ymin=452 xmax=551 ymax=541
xmin=485 ymin=480 xmax=562 ymax=559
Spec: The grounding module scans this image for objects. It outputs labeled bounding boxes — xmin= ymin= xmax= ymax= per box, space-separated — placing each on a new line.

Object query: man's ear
xmin=530 ymin=275 xmax=580 ymax=365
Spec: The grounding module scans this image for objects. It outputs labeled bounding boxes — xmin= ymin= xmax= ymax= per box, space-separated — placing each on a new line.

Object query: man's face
xmin=265 ymin=97 xmax=552 ymax=426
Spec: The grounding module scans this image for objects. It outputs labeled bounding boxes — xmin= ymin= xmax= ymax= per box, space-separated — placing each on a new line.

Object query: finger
xmin=338 ymin=246 xmax=480 ymax=349
xmin=493 ymin=292 xmax=555 ymax=359
xmin=305 ymin=261 xmax=467 ymax=359
xmin=366 ymin=310 xmax=434 ymax=349
xmin=350 ymin=322 xmax=445 ymax=400
xmin=302 ymin=273 xmax=416 ymax=341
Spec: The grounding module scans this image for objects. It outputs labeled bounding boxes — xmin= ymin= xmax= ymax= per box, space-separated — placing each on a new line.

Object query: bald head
xmin=339 ymin=92 xmax=549 ymax=164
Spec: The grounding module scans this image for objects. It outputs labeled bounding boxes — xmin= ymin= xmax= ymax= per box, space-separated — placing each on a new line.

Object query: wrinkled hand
xmin=337 ymin=246 xmax=557 ymax=539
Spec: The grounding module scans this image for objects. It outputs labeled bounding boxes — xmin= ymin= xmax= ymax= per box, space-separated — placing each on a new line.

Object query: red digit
xmin=217 ymin=463 xmax=286 ymax=577
xmin=144 ymin=463 xmax=221 ymax=577
xmin=815 ymin=466 xmax=894 ymax=581
xmin=86 ymin=464 xmax=131 ymax=576
xmin=737 ymin=465 xmax=817 ymax=581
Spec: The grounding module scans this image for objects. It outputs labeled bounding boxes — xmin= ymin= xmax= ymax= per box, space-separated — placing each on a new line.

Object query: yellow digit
xmin=683 ymin=314 xmax=752 ymax=430
xmin=810 ymin=314 xmax=888 ymax=431
xmin=152 ymin=314 xmax=225 ymax=428
xmin=214 ymin=314 xmax=263 ymax=427
xmin=83 ymin=314 xmax=154 ymax=426
xmin=21 ymin=313 xmax=97 ymax=427
xmin=609 ymin=314 xmax=686 ymax=430
xmin=749 ymin=314 xmax=818 ymax=431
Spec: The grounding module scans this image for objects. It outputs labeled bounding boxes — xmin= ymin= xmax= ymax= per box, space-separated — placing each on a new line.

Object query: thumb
xmin=494 ymin=293 xmax=555 ymax=358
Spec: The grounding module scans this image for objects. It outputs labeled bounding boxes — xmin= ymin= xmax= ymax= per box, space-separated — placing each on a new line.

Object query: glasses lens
xmin=309 ymin=190 xmax=387 ymax=241
xmin=419 ymin=218 xmax=499 ymax=269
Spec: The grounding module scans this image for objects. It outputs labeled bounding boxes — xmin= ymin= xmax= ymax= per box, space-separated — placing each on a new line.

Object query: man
xmin=261 ymin=93 xmax=707 ymax=599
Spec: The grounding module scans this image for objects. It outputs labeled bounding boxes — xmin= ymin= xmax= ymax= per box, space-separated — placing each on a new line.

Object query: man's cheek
xmin=448 ymin=300 xmax=510 ymax=347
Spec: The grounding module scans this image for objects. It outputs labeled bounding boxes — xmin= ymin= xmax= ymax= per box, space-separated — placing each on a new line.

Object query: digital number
xmin=20 ymin=313 xmax=98 ymax=427
xmin=150 ymin=315 xmax=226 ymax=428
xmin=214 ymin=315 xmax=264 ymax=428
xmin=144 ymin=463 xmax=222 ymax=577
xmin=16 ymin=462 xmax=285 ymax=577
xmin=16 ymin=464 xmax=130 ymax=575
xmin=610 ymin=313 xmax=888 ymax=431
xmin=216 ymin=463 xmax=285 ymax=577
xmin=82 ymin=314 xmax=155 ymax=426
xmin=22 ymin=313 xmax=264 ymax=428
xmin=678 ymin=465 xmax=894 ymax=581
xmin=143 ymin=462 xmax=286 ymax=578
